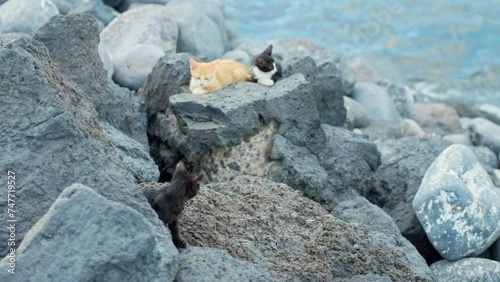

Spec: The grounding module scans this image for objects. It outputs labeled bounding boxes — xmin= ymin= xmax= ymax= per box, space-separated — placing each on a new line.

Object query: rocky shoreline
xmin=0 ymin=1 xmax=499 ymax=281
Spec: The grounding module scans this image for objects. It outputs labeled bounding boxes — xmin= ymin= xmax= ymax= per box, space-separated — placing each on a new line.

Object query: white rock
xmin=100 ymin=4 xmax=178 ymax=90
xmin=443 ymin=133 xmax=472 ymax=146
xmin=0 ymin=0 xmax=59 ymax=36
xmin=400 ymin=118 xmax=425 ymax=137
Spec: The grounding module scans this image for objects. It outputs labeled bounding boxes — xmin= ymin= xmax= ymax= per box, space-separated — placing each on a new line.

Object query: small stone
xmin=430 ymin=258 xmax=500 ymax=282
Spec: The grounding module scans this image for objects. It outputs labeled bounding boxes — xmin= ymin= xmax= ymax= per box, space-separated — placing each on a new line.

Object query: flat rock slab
xmin=413 ymin=144 xmax=500 ymax=260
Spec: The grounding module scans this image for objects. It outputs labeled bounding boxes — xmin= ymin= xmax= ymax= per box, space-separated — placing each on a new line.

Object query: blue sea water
xmin=224 ymin=0 xmax=499 ymax=106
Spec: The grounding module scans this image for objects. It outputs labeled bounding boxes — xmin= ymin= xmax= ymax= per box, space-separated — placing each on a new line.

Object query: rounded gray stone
xmin=413 ymin=144 xmax=500 ymax=260
xmin=430 ymin=258 xmax=500 ymax=282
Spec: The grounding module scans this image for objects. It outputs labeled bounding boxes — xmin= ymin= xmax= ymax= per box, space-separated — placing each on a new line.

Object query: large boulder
xmin=0 ymin=34 xmax=171 ymax=261
xmin=34 ymin=14 xmax=150 ymax=148
xmin=0 ymin=184 xmax=177 ymax=281
xmin=0 ymin=0 xmax=59 ymax=36
xmin=430 ymin=258 xmax=500 ymax=282
xmin=176 ymin=247 xmax=275 ymax=282
xmin=365 ymin=137 xmax=452 ymax=263
xmin=413 ymin=144 xmax=500 ymax=260
xmin=166 ymin=0 xmax=226 ymax=61
xmin=332 ymin=196 xmax=432 ymax=280
xmin=179 ymin=176 xmax=432 ymax=281
xmin=100 ymin=5 xmax=179 ymax=90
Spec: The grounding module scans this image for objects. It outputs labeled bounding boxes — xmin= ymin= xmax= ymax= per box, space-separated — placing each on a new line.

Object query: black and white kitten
xmin=249 ymin=45 xmax=282 ymax=86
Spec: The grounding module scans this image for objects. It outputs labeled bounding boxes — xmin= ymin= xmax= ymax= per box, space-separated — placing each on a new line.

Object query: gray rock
xmin=443 ymin=133 xmax=472 ymax=146
xmin=344 ymin=96 xmax=370 ymax=128
xmin=332 ymin=196 xmax=432 ymax=280
xmin=413 ymin=144 xmax=500 ymax=260
xmin=35 ymin=14 xmax=149 ymax=148
xmin=317 ymin=125 xmax=380 ymax=210
xmin=468 ymin=117 xmax=500 ymax=154
xmin=0 ymin=34 xmax=171 ymax=260
xmin=180 ymin=176 xmax=432 ymax=281
xmin=69 ymin=0 xmax=119 ymax=27
xmin=138 ymin=52 xmax=193 ymax=116
xmin=270 ymin=134 xmax=329 ymax=201
xmin=366 ymin=137 xmax=452 ymax=263
xmin=471 ymin=146 xmax=499 ymax=170
xmin=166 ymin=0 xmax=225 ymax=60
xmin=100 ymin=4 xmax=179 ymax=90
xmin=0 ymin=184 xmax=178 ymax=281
xmin=400 ymin=118 xmax=425 ymax=137
xmin=101 ymin=122 xmax=159 ymax=183
xmin=430 ymin=258 xmax=500 ymax=282
xmin=0 ymin=0 xmax=59 ymax=36
xmin=285 ymin=56 xmax=347 ymax=126
xmin=353 ymin=82 xmax=402 ymax=123
xmin=376 ymin=79 xmax=415 ymax=119
xmin=176 ymin=247 xmax=275 ymax=282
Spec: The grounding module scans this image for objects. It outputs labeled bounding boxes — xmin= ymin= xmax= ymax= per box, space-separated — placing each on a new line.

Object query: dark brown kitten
xmin=248 ymin=44 xmax=282 ymax=86
xmin=142 ymin=161 xmax=203 ymax=248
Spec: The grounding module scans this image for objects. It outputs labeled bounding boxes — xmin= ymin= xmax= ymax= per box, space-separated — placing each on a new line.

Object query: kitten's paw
xmin=192 ymin=88 xmax=207 ymax=95
xmin=173 ymin=238 xmax=187 ymax=249
xmin=259 ymin=79 xmax=275 ymax=86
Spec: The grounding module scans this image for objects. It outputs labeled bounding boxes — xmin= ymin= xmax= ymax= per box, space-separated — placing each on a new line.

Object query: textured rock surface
xmin=413 ymin=144 xmax=500 ymax=260
xmin=176 ymin=247 xmax=275 ymax=282
xmin=100 ymin=4 xmax=179 ymax=90
xmin=285 ymin=56 xmax=347 ymax=126
xmin=0 ymin=0 xmax=59 ymax=36
xmin=0 ymin=34 xmax=170 ymax=258
xmin=180 ymin=176 xmax=432 ymax=282
xmin=35 ymin=14 xmax=149 ymax=148
xmin=332 ymin=196 xmax=432 ymax=280
xmin=467 ymin=117 xmax=500 ymax=154
xmin=344 ymin=96 xmax=370 ymax=128
xmin=430 ymin=258 xmax=500 ymax=282
xmin=0 ymin=184 xmax=178 ymax=281
xmin=366 ymin=137 xmax=452 ymax=263
xmin=353 ymin=82 xmax=402 ymax=123
xmin=101 ymin=122 xmax=159 ymax=183
xmin=166 ymin=0 xmax=226 ymax=60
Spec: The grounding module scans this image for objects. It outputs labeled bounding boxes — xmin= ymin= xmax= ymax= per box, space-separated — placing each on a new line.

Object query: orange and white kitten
xmin=189 ymin=58 xmax=250 ymax=94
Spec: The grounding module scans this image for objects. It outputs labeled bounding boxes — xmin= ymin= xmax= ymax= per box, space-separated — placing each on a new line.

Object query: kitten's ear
xmin=192 ymin=174 xmax=203 ymax=185
xmin=263 ymin=45 xmax=273 ymax=56
xmin=174 ymin=161 xmax=187 ymax=176
xmin=189 ymin=58 xmax=197 ymax=71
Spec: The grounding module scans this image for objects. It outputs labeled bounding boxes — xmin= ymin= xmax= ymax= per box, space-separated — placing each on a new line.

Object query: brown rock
xmin=413 ymin=103 xmax=461 ymax=130
xmin=178 ymin=176 xmax=431 ymax=282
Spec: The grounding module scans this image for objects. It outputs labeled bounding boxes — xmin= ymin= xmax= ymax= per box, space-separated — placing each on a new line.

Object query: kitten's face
xmin=253 ymin=45 xmax=275 ymax=72
xmin=172 ymin=161 xmax=203 ymax=200
xmin=190 ymin=59 xmax=217 ymax=87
